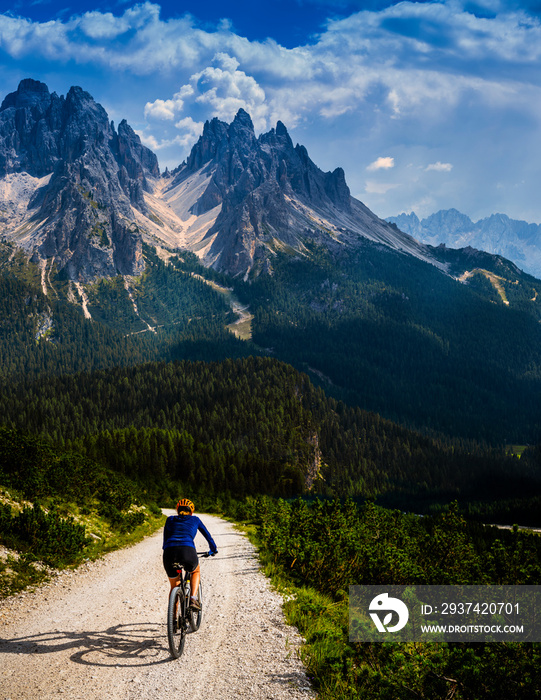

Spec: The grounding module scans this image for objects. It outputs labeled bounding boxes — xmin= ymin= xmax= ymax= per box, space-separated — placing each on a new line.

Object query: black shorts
xmin=163 ymin=546 xmax=199 ymax=578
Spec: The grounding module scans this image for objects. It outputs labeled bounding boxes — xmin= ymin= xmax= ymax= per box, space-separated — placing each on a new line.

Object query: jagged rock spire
xmin=0 ymin=79 xmax=160 ymax=281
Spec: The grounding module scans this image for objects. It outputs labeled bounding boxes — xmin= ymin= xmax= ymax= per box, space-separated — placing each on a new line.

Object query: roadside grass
xmin=236 ymin=521 xmax=352 ymax=698
xmin=231 ymin=500 xmax=541 ymax=700
xmin=0 ymin=552 xmax=51 ymax=598
xmin=0 ymin=491 xmax=165 ymax=599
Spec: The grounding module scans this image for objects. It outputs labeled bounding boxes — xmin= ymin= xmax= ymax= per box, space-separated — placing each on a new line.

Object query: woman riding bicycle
xmin=163 ymin=498 xmax=218 ymax=611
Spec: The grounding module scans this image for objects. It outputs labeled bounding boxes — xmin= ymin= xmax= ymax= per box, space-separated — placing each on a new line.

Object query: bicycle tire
xmin=167 ymin=586 xmax=186 ymax=658
xmin=189 ymin=581 xmax=203 ymax=632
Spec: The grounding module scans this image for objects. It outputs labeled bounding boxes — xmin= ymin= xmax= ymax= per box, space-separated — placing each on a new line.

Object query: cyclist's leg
xmin=190 ymin=564 xmax=200 ymax=600
xmin=173 ymin=546 xmax=200 ymax=602
xmin=163 ymin=548 xmax=182 ymax=602
xmin=168 ymin=574 xmax=180 ymax=595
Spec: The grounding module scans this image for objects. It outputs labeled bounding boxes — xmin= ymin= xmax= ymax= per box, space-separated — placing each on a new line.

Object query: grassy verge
xmin=0 ymin=552 xmax=51 ymax=598
xmin=230 ymin=500 xmax=541 ymax=700
xmin=0 ymin=487 xmax=165 ymax=599
xmin=0 ymin=427 xmax=167 ymax=599
xmin=235 ymin=521 xmax=348 ymax=697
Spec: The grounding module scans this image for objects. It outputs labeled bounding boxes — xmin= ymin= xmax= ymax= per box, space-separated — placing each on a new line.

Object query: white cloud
xmin=192 ymin=54 xmax=268 ymax=128
xmin=136 ymin=126 xmax=203 ymax=152
xmin=365 ymin=181 xmax=400 ymax=195
xmin=367 ymin=157 xmax=395 ymax=171
xmin=77 ymin=11 xmax=130 ymax=40
xmin=426 ymin=162 xmax=453 ymax=172
xmin=2 ymin=0 xmax=541 ymax=126
xmin=145 ymin=52 xmax=269 ymax=132
xmin=173 ymin=117 xmax=205 ymax=148
xmin=2 ymin=1 xmax=541 ymax=218
xmin=144 ymin=86 xmax=194 ymax=121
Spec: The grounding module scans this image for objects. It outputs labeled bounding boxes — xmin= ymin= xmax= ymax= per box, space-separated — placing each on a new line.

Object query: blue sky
xmin=2 ymin=0 xmax=541 ymax=223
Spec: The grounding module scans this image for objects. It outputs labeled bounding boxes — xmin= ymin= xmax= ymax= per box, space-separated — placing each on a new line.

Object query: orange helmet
xmin=176 ymin=498 xmax=195 ymax=514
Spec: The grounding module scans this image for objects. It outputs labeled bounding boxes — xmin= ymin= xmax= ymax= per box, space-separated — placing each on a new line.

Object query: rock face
xmin=0 ymin=80 xmax=440 ymax=282
xmin=163 ymin=109 xmax=433 ymax=277
xmin=389 ymin=208 xmax=541 ymax=279
xmin=0 ymin=79 xmax=159 ymax=281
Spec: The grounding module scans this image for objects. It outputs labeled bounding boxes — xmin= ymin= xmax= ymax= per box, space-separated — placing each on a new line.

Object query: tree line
xmin=1 ymin=357 xmax=539 ymax=518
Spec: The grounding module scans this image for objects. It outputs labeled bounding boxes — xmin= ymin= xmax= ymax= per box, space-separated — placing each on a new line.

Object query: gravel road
xmin=0 ymin=514 xmax=314 ymax=699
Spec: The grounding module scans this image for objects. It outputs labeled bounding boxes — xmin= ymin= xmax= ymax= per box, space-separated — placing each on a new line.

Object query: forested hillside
xmin=1 ymin=357 xmax=539 ymax=519
xmin=234 ymin=241 xmax=541 ymax=443
xmin=0 ymin=244 xmax=253 ymax=381
xmin=2 ymin=232 xmax=541 ymax=444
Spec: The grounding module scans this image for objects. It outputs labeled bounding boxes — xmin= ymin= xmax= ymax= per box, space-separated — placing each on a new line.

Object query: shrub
xmin=0 ymin=505 xmax=89 ymax=567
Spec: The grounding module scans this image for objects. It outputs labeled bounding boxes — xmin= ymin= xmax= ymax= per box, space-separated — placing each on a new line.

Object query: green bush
xmin=0 ymin=505 xmax=89 ymax=567
xmin=252 ymin=496 xmax=541 ymax=699
xmin=97 ymin=502 xmax=146 ymax=532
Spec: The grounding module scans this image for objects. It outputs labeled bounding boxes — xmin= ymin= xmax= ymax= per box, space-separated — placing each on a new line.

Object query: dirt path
xmin=0 ymin=515 xmax=314 ymax=699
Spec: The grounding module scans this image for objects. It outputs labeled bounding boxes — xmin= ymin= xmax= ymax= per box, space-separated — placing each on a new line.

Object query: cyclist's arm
xmin=197 ymin=520 xmax=218 ymax=553
xmin=162 ymin=515 xmax=174 ymax=548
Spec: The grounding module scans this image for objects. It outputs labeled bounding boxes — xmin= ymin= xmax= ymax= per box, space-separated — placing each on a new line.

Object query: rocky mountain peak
xmin=115 ymin=119 xmax=159 ymax=193
xmin=186 ymin=117 xmax=228 ymax=171
xmin=423 ymin=208 xmax=473 ymax=234
xmin=0 ymin=79 xmax=159 ymax=282
xmin=0 ymin=79 xmax=63 ymax=177
xmin=161 ymin=109 xmax=418 ymax=277
xmin=1 ymin=81 xmax=440 ymax=284
xmin=259 ymin=120 xmax=293 ymax=152
xmin=231 ymin=107 xmax=254 ymax=131
xmin=275 ymin=120 xmax=289 ymax=137
xmin=1 ymin=79 xmax=51 ymax=111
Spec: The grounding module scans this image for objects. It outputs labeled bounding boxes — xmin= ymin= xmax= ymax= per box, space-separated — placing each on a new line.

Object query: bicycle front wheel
xmin=167 ymin=586 xmax=186 ymax=658
xmin=189 ymin=581 xmax=203 ymax=632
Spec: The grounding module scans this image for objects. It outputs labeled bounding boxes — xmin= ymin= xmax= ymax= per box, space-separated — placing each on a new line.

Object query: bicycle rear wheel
xmin=167 ymin=586 xmax=186 ymax=658
xmin=189 ymin=581 xmax=203 ymax=632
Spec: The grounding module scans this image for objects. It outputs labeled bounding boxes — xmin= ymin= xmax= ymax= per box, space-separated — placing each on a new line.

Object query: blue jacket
xmin=163 ymin=514 xmax=217 ymax=552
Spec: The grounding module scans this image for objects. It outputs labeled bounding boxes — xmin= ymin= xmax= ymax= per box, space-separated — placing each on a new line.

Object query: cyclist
xmin=163 ymin=498 xmax=218 ymax=611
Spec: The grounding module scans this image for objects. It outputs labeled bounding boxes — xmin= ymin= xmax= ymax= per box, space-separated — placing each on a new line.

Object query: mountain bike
xmin=167 ymin=551 xmax=214 ymax=658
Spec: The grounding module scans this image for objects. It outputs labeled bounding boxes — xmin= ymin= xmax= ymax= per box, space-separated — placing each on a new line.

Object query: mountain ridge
xmin=0 ymin=78 xmax=444 ymax=282
xmin=2 ymin=79 xmax=541 ymax=446
xmin=147 ymin=107 xmax=442 ymax=278
xmin=388 ymin=208 xmax=541 ymax=279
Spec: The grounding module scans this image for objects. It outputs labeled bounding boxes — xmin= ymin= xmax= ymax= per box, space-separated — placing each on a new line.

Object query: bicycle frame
xmin=166 ymin=553 xmax=207 ymax=658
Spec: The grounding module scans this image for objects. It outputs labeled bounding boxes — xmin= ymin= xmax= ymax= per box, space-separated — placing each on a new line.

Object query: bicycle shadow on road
xmin=0 ymin=622 xmax=174 ymax=667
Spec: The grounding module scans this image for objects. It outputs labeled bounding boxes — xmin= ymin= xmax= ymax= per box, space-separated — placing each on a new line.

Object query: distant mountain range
xmin=388 ymin=209 xmax=541 ymax=280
